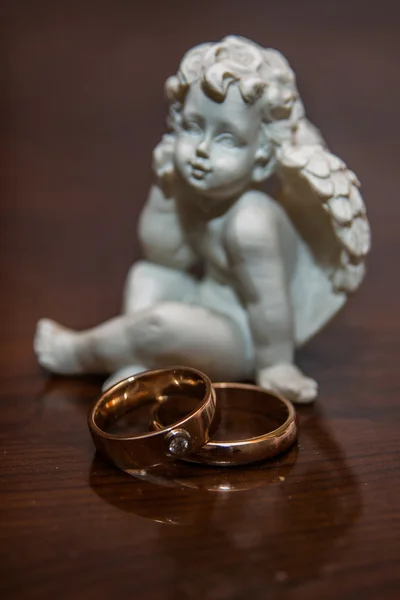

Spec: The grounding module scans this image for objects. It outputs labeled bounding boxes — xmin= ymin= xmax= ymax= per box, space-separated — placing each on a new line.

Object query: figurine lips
xmin=189 ymin=160 xmax=211 ymax=180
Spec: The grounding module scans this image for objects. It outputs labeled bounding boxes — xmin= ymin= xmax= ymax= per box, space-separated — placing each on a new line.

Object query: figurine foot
xmin=102 ymin=365 xmax=147 ymax=391
xmin=34 ymin=319 xmax=84 ymax=375
xmin=257 ymin=363 xmax=318 ymax=404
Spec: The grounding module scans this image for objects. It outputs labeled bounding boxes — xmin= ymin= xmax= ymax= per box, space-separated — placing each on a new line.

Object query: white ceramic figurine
xmin=34 ymin=36 xmax=370 ymax=403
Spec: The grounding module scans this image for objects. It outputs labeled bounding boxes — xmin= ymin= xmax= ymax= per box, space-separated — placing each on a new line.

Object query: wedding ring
xmin=153 ymin=382 xmax=297 ymax=466
xmin=88 ymin=367 xmax=217 ymax=469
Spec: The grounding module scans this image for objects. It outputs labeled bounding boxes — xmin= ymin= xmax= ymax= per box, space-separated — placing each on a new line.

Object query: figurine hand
xmin=257 ymin=363 xmax=318 ymax=404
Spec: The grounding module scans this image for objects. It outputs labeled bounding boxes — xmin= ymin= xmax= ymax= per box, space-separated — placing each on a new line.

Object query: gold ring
xmin=88 ymin=367 xmax=217 ymax=469
xmin=153 ymin=382 xmax=297 ymax=466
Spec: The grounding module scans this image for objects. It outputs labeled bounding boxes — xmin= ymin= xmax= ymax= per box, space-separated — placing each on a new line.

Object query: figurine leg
xmin=123 ymin=260 xmax=197 ymax=314
xmin=102 ymin=365 xmax=147 ymax=391
xmin=34 ymin=302 xmax=252 ymax=381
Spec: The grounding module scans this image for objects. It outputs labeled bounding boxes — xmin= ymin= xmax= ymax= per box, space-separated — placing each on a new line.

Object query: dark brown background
xmin=1 ymin=1 xmax=399 ymax=599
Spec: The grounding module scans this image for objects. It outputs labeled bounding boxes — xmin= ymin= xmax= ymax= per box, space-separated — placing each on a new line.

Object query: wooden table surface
xmin=1 ymin=2 xmax=399 ymax=599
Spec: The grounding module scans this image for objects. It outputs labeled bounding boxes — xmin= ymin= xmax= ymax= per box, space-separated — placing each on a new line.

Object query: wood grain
xmin=1 ymin=2 xmax=399 ymax=598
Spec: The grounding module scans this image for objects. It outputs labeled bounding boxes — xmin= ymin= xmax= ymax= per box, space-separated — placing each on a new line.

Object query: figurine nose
xmin=196 ymin=136 xmax=211 ymax=158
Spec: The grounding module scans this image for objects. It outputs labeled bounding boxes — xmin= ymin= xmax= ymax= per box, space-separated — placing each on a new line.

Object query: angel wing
xmin=273 ymin=137 xmax=371 ymax=345
xmin=278 ymin=143 xmax=371 ymax=294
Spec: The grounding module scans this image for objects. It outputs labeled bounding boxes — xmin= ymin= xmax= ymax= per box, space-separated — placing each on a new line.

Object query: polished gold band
xmin=88 ymin=367 xmax=217 ymax=470
xmin=153 ymin=382 xmax=297 ymax=466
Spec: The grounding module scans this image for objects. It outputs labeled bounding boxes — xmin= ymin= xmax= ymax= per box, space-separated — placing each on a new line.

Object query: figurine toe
xmin=34 ymin=318 xmax=55 ymax=352
xmin=297 ymin=378 xmax=318 ymax=404
xmin=34 ymin=319 xmax=83 ymax=375
xmin=257 ymin=363 xmax=318 ymax=404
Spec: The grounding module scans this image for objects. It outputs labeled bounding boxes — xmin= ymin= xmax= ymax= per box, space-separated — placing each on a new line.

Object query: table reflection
xmin=36 ymin=378 xmax=362 ymax=589
xmin=89 ymin=405 xmax=362 ymax=592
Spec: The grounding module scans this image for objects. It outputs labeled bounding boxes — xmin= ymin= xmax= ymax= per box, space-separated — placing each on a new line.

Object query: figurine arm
xmin=138 ymin=184 xmax=197 ymax=270
xmin=226 ymin=195 xmax=294 ymax=368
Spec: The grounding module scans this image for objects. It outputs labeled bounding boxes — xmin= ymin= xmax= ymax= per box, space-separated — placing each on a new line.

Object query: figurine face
xmin=174 ymin=82 xmax=267 ymax=200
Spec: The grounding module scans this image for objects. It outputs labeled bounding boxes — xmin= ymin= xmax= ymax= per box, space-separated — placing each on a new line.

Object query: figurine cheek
xmin=213 ymin=150 xmax=251 ymax=178
xmin=175 ymin=137 xmax=193 ymax=163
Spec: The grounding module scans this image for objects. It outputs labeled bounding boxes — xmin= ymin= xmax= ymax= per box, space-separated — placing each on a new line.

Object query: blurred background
xmin=1 ymin=0 xmax=399 ymax=369
xmin=1 ymin=3 xmax=400 ymax=599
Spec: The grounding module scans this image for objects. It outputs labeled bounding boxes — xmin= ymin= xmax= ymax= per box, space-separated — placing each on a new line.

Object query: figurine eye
xmin=215 ymin=133 xmax=239 ymax=148
xmin=182 ymin=118 xmax=202 ymax=135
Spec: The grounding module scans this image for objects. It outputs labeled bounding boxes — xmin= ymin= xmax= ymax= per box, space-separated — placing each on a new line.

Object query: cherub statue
xmin=34 ymin=36 xmax=370 ymax=403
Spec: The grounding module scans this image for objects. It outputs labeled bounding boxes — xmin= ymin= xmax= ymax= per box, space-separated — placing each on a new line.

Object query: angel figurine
xmin=34 ymin=36 xmax=370 ymax=403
